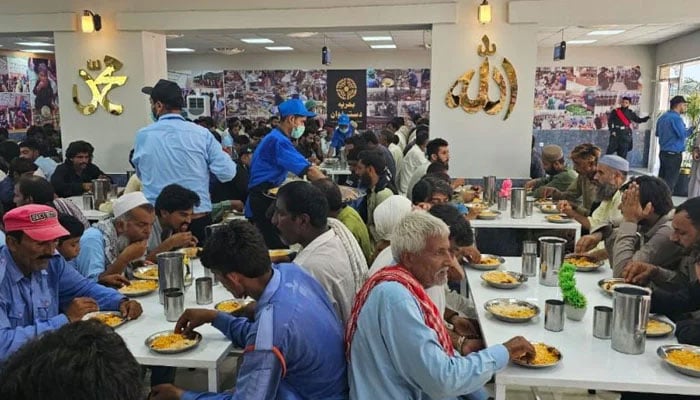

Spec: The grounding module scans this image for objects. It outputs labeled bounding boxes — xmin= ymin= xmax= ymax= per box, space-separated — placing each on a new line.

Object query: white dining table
xmin=464 ymin=257 xmax=700 ymax=399
xmin=114 ymin=258 xmax=243 ymax=392
xmin=469 ymin=204 xmax=582 ymax=244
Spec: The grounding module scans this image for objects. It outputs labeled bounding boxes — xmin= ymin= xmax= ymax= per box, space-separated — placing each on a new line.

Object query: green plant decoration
xmin=559 ymin=263 xmax=587 ymax=309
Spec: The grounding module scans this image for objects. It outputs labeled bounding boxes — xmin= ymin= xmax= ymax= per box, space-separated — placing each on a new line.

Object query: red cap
xmin=3 ymin=204 xmax=69 ymax=241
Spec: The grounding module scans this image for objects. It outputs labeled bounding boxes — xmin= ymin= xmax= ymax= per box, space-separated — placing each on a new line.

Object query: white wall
xmin=656 ymin=29 xmax=700 ymax=66
xmin=167 ymin=50 xmax=431 ymax=72
xmin=429 ymin=0 xmax=537 ymax=179
xmin=537 ymin=45 xmax=655 ymax=115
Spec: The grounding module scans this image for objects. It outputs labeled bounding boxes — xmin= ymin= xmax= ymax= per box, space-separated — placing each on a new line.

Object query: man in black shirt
xmin=210 ymin=145 xmax=253 ymax=212
xmin=606 ymin=96 xmax=650 ymax=159
xmin=51 ymin=140 xmax=109 ymax=197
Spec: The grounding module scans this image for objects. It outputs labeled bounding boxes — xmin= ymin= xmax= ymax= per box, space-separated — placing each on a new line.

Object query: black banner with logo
xmin=326 ymin=69 xmax=367 ymax=129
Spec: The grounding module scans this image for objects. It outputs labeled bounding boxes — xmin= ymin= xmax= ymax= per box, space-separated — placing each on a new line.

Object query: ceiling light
xmin=166 ymin=48 xmax=195 ymax=52
xmin=241 ymin=38 xmax=274 ymax=44
xmin=166 ymin=34 xmax=184 ymax=39
xmin=370 ymin=44 xmax=397 ymax=49
xmin=265 ymin=46 xmax=294 ymax=51
xmin=80 ymin=10 xmax=102 ymax=33
xmin=587 ymin=30 xmax=625 ymax=36
xmin=478 ymin=0 xmax=492 ymax=24
xmin=567 ymin=39 xmax=597 ymax=44
xmin=19 ymin=49 xmax=54 ymax=54
xmin=213 ymin=47 xmax=245 ymax=55
xmin=362 ymin=36 xmax=393 ymax=42
xmin=15 ymin=42 xmax=54 ymax=47
xmin=287 ymin=32 xmax=318 ymax=38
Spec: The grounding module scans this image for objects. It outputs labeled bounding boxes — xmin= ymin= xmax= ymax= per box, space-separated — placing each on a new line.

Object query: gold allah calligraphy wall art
xmin=72 ymin=55 xmax=128 ymax=116
xmin=446 ymin=35 xmax=518 ymax=121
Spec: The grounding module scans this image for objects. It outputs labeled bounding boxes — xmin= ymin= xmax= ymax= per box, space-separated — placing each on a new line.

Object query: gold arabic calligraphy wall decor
xmin=72 ymin=55 xmax=128 ymax=116
xmin=446 ymin=35 xmax=518 ymax=121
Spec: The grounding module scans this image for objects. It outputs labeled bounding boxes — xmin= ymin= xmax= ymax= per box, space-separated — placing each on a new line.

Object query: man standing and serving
xmin=0 ymin=204 xmax=142 ymax=361
xmin=656 ymin=95 xmax=695 ymax=193
xmin=606 ymin=96 xmax=650 ymax=159
xmin=245 ymin=98 xmax=325 ymax=249
xmin=134 ymin=79 xmax=236 ymax=242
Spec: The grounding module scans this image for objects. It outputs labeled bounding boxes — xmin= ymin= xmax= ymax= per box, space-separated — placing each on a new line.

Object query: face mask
xmin=339 ymin=127 xmax=349 ymax=134
xmin=291 ymin=125 xmax=305 ymax=139
xmin=150 ymin=105 xmax=159 ymax=122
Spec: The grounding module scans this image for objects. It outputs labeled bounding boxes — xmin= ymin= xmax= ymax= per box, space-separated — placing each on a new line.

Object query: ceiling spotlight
xmin=80 ymin=10 xmax=102 ymax=33
xmin=213 ymin=47 xmax=245 ymax=55
xmin=478 ymin=0 xmax=492 ymax=24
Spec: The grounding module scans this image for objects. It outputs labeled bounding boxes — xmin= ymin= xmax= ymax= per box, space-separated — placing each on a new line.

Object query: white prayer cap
xmin=373 ymin=195 xmax=413 ymax=242
xmin=113 ymin=191 xmax=150 ymax=218
xmin=598 ymin=155 xmax=629 ymax=173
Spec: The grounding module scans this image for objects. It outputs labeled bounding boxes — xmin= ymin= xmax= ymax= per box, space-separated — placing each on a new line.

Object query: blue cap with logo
xmin=278 ymin=99 xmax=316 ymax=118
xmin=338 ymin=114 xmax=350 ymax=125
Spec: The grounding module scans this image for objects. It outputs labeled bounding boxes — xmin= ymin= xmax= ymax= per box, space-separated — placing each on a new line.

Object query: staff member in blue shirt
xmin=656 ymin=95 xmax=695 ymax=193
xmin=134 ymin=79 xmax=236 ymax=243
xmin=150 ymin=220 xmax=348 ymax=400
xmin=326 ymin=113 xmax=355 ymax=158
xmin=245 ymin=99 xmax=325 ymax=249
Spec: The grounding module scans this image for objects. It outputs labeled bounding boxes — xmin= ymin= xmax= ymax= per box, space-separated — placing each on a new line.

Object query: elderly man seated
xmin=542 ymin=143 xmax=600 ymax=217
xmin=147 ymin=184 xmax=200 ymax=262
xmin=348 ymin=212 xmax=534 ymax=400
xmin=0 ymin=204 xmax=142 ymax=361
xmin=150 ymin=221 xmax=348 ymax=400
xmin=75 ymin=192 xmax=154 ymax=286
xmin=524 ymin=144 xmax=577 ymax=198
xmin=272 ymin=181 xmax=367 ymax=323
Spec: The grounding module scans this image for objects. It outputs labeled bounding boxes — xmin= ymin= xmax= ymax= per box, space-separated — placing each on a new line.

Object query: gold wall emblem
xmin=335 ymin=78 xmax=358 ymax=110
xmin=446 ymin=35 xmax=518 ymax=121
xmin=72 ymin=55 xmax=128 ymax=116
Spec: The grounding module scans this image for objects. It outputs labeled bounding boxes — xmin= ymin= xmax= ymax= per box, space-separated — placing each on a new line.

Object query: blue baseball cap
xmin=278 ymin=99 xmax=316 ymax=118
xmin=338 ymin=114 xmax=350 ymax=125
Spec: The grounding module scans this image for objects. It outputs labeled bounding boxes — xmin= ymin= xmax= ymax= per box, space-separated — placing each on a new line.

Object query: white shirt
xmin=405 ymin=162 xmax=431 ymax=201
xmin=388 ymin=143 xmax=403 ymax=172
xmin=398 ymin=145 xmax=428 ymax=195
xmin=369 ymin=246 xmax=447 ymax=316
xmin=294 ymin=229 xmax=358 ymax=324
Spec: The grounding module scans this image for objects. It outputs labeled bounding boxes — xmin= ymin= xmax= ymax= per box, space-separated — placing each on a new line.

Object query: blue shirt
xmin=348 ymin=281 xmax=509 ymax=400
xmin=74 ymin=227 xmax=109 ymax=280
xmin=34 ymin=156 xmax=58 ymax=181
xmin=244 ymin=128 xmax=311 ymax=218
xmin=656 ymin=110 xmax=694 ymax=153
xmin=182 ymin=264 xmax=348 ymax=400
xmin=0 ymin=246 xmax=125 ymax=360
xmin=133 ymin=114 xmax=237 ymax=213
xmin=330 ymin=126 xmax=354 ymax=152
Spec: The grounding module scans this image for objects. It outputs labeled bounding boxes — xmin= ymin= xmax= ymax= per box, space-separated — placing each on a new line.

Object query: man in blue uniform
xmin=327 ymin=114 xmax=354 ymax=158
xmin=245 ymin=99 xmax=325 ymax=249
xmin=656 ymin=95 xmax=695 ymax=192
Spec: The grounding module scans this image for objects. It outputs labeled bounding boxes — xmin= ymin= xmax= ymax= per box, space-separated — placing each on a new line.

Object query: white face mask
xmin=339 ymin=127 xmax=349 ymax=134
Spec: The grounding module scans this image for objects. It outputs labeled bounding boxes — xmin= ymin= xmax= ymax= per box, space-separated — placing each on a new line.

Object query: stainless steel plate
xmin=118 ymin=280 xmax=158 ymax=297
xmin=214 ymin=299 xmax=253 ymax=315
xmin=657 ymin=344 xmax=700 ymax=378
xmin=546 ymin=214 xmax=572 ymax=224
xmin=539 ymin=205 xmax=560 ymax=214
xmin=597 ymin=278 xmax=646 ymax=296
xmin=467 ymin=255 xmax=505 ymax=271
xmin=646 ymin=317 xmax=675 ymax=338
xmin=82 ymin=311 xmax=127 ymax=329
xmin=133 ymin=266 xmax=159 ymax=281
xmin=564 ymin=254 xmax=604 ymax=272
xmin=484 ymin=298 xmax=540 ymax=323
xmin=481 ymin=270 xmax=527 ymax=289
xmin=477 ymin=210 xmax=501 ymax=220
xmin=145 ymin=330 xmax=202 ymax=354
xmin=512 ymin=342 xmax=562 ymax=368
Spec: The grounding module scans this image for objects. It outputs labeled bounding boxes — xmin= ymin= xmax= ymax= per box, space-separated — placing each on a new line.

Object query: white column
xmin=54 ymin=16 xmax=166 ymax=173
xmin=429 ymin=0 xmax=537 ymax=178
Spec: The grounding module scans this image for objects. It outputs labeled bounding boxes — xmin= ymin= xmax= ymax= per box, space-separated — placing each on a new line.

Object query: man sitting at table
xmin=147 ymin=184 xmax=200 ymax=262
xmin=75 ymin=192 xmax=154 ymax=286
xmin=571 ymin=155 xmax=628 ymax=253
xmin=347 ymin=211 xmax=535 ymax=400
xmin=406 ymin=138 xmax=465 ymax=200
xmin=411 ymin=175 xmax=452 ymax=209
xmin=312 ymin=178 xmax=373 ymax=264
xmin=272 ymin=181 xmax=367 ymax=323
xmin=356 ymin=149 xmax=397 ymax=241
xmin=19 ymin=138 xmax=57 ymax=181
xmin=361 ymin=130 xmax=396 ymax=185
xmin=543 ymin=143 xmax=600 ymax=218
xmin=606 ymin=176 xmax=682 ymax=278
xmin=150 ymin=220 xmax=349 ymax=400
xmin=524 ymin=144 xmax=577 ymax=199
xmin=0 ymin=204 xmax=143 ymax=361
xmin=51 ymin=140 xmax=110 ymax=197
xmin=397 ymin=129 xmax=429 ymax=195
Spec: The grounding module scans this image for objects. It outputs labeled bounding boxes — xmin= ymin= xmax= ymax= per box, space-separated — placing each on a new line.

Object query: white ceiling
xmin=537 ymin=23 xmax=700 ymax=46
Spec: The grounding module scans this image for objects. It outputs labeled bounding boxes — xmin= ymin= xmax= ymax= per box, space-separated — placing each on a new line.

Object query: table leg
xmin=207 ymin=367 xmax=219 ymax=392
xmin=495 ymin=383 xmax=506 ymax=400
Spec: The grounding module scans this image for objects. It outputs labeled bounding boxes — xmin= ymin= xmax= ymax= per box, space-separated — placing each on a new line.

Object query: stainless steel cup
xmin=538 ymin=236 xmax=567 ymax=287
xmin=521 ymin=253 xmax=538 ymax=277
xmin=544 ymin=299 xmax=565 ymax=332
xmin=157 ymin=251 xmax=185 ymax=304
xmin=497 ymin=195 xmax=508 ymax=211
xmin=202 ymin=266 xmax=219 ymax=286
xmin=196 ymin=277 xmax=213 ymax=305
xmin=82 ymin=193 xmax=95 ymax=210
xmin=511 ymin=188 xmax=527 ymax=219
xmin=611 ymin=286 xmax=652 ymax=354
xmin=164 ymin=288 xmax=184 ymax=322
xmin=525 ymin=199 xmax=535 ymax=216
xmin=522 ymin=240 xmax=538 ymax=254
xmin=593 ymin=305 xmax=613 ymax=339
xmin=483 ymin=176 xmax=496 ymax=205
xmin=92 ymin=178 xmax=111 ymax=208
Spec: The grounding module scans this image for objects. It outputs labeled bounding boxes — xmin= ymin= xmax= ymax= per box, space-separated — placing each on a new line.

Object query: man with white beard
xmin=75 ymin=192 xmax=154 ymax=287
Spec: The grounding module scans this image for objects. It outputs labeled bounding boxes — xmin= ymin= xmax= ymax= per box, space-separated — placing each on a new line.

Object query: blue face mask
xmin=291 ymin=125 xmax=305 ymax=139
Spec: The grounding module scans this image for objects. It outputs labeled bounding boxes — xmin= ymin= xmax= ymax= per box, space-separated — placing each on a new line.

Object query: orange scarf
xmin=345 ymin=265 xmax=454 ymax=360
